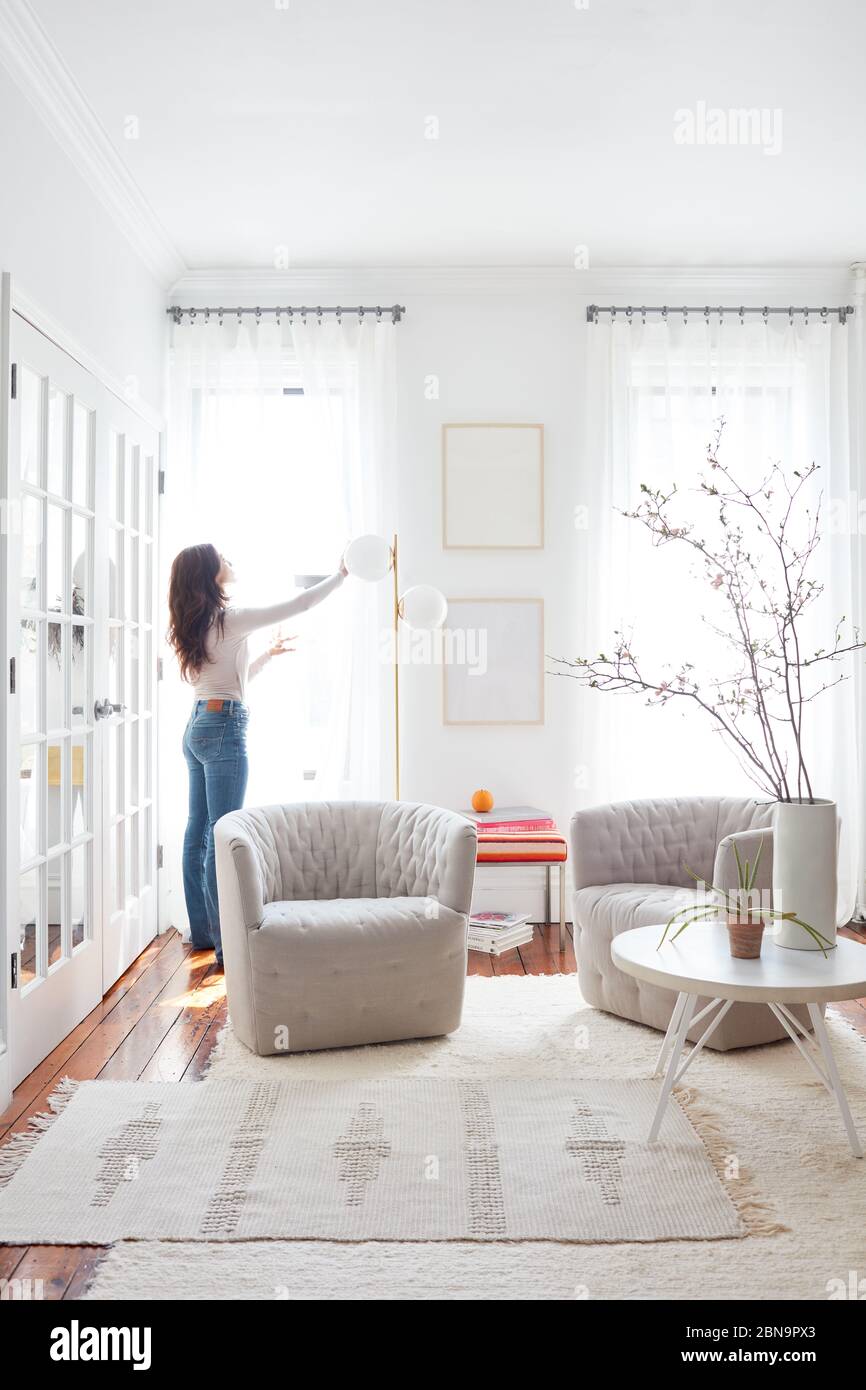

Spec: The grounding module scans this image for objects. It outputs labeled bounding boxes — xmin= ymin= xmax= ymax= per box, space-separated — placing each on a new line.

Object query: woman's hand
xmin=339 ymin=546 xmax=349 ymax=578
xmin=269 ymin=634 xmax=297 ymax=657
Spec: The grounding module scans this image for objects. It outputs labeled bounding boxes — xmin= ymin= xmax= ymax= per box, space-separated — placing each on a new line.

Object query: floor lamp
xmin=344 ymin=533 xmax=448 ymax=800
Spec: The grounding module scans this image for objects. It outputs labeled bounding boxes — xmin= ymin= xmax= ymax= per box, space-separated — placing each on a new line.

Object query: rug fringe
xmin=0 ymin=1077 xmax=80 ymax=1188
xmin=674 ymin=1085 xmax=787 ymax=1237
xmin=198 ymin=1023 xmax=230 ymax=1079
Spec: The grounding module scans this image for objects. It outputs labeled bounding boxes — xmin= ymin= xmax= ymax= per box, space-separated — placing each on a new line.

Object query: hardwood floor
xmin=1 ymin=920 xmax=863 ymax=1300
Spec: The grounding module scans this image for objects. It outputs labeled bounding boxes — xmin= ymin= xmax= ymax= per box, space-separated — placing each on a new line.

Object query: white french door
xmin=100 ymin=389 xmax=160 ymax=994
xmin=4 ymin=311 xmax=160 ymax=1087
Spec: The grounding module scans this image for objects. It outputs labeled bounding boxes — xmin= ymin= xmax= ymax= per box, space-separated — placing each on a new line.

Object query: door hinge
xmin=157 ymin=656 xmax=164 ymax=682
xmin=158 ymin=469 xmax=166 ymax=495
xmin=9 ymin=656 xmax=15 ymax=694
xmin=157 ymin=844 xmax=164 ymax=869
xmin=11 ymin=953 xmax=18 ymax=990
xmin=10 ymin=362 xmax=17 ymax=400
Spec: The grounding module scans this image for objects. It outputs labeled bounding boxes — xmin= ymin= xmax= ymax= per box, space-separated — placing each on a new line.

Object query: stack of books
xmin=464 ymin=805 xmax=556 ymax=833
xmin=468 ymin=911 xmax=534 ymax=956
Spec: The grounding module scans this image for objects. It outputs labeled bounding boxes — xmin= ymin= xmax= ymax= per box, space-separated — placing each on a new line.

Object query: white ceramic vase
xmin=771 ymin=798 xmax=838 ymax=950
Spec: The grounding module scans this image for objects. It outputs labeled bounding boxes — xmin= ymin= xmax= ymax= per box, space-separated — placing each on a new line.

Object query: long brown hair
xmin=167 ymin=543 xmax=227 ymax=682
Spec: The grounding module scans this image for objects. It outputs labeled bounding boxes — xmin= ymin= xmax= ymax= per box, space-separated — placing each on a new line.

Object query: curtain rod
xmin=587 ymin=304 xmax=855 ymax=324
xmin=167 ymin=304 xmax=406 ymax=325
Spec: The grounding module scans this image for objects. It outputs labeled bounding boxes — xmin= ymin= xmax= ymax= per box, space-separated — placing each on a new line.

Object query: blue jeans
xmin=182 ymin=700 xmax=249 ymax=963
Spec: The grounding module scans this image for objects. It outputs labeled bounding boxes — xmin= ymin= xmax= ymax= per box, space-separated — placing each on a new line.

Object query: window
xmin=188 ymin=384 xmax=348 ymax=802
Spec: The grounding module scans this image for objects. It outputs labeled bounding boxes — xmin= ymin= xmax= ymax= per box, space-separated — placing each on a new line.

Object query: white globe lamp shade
xmin=344 ymin=534 xmax=392 ymax=582
xmin=399 ymin=585 xmax=448 ymax=631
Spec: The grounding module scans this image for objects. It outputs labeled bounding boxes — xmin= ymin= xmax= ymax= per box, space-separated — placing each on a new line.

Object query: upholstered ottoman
xmin=476 ymin=831 xmax=569 ymax=952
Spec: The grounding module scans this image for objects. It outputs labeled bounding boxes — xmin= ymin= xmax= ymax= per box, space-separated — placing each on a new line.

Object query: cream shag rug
xmin=80 ymin=976 xmax=866 ymax=1298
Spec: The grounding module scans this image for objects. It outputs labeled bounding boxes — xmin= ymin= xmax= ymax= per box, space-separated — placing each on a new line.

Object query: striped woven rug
xmin=0 ymin=1075 xmax=744 ymax=1244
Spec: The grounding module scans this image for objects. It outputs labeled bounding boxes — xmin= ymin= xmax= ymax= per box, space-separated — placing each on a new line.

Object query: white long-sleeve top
xmin=190 ymin=571 xmax=345 ymax=703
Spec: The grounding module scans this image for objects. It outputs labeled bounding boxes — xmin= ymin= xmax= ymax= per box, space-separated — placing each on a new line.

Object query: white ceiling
xmin=29 ymin=0 xmax=866 ymax=270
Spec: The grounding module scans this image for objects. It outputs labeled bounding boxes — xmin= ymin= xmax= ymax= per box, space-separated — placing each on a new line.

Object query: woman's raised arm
xmin=229 ymin=569 xmax=346 ymax=638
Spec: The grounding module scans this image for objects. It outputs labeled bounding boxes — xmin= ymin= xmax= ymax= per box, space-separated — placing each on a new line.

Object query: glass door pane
xmin=71 ymin=401 xmax=92 ymax=508
xmin=47 ymin=387 xmax=67 ymax=497
xmin=20 ymin=367 xmax=42 ymax=486
xmin=70 ymin=842 xmax=88 ymax=951
xmin=18 ymin=869 xmax=40 ymax=989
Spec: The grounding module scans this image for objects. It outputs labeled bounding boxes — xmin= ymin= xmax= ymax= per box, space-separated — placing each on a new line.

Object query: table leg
xmin=807 ymin=1003 xmax=864 ymax=1158
xmin=558 ymin=863 xmax=566 ymax=955
xmin=653 ymin=992 xmax=687 ymax=1078
xmin=648 ymin=993 xmax=696 ymax=1143
xmin=768 ymin=1003 xmax=831 ymax=1091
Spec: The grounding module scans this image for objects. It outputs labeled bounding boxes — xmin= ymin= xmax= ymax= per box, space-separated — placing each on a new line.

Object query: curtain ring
xmin=301 ymin=306 xmax=307 ymax=324
xmin=316 ymin=306 xmax=323 ymax=325
xmin=820 ymin=307 xmax=828 ymax=322
xmin=204 ymin=308 xmax=210 ymax=324
xmin=237 ymin=308 xmax=242 ymax=324
xmin=336 ymin=306 xmax=342 ymax=323
xmin=704 ymin=306 xmax=710 ymax=321
xmin=739 ymin=306 xmax=745 ymax=323
xmin=358 ymin=307 xmax=365 ymax=322
xmin=641 ymin=306 xmax=647 ymax=323
xmin=789 ymin=306 xmax=794 ymax=324
xmin=625 ymin=307 xmax=633 ymax=324
xmin=218 ymin=307 xmax=224 ymax=325
xmin=661 ymin=306 xmax=668 ymax=321
xmin=682 ymin=307 xmax=688 ymax=324
xmin=762 ymin=306 xmax=769 ymax=322
xmin=376 ymin=306 xmax=382 ymax=321
xmin=189 ymin=308 xmax=196 ymax=324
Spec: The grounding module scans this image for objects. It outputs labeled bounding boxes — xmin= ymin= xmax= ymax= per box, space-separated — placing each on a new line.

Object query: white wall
xmin=395 ymin=289 xmax=583 ymax=917
xmin=0 ymin=72 xmax=167 ymax=412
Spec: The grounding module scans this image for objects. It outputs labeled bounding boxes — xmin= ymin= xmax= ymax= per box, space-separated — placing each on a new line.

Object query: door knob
xmin=94 ymin=698 xmax=127 ymax=720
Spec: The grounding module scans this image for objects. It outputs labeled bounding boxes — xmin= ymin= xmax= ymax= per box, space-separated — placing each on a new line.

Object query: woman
xmin=167 ymin=543 xmax=347 ymax=965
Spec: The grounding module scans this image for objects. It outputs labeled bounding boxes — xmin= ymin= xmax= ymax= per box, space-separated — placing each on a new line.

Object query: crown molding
xmin=169 ymin=264 xmax=855 ymax=304
xmin=0 ymin=0 xmax=185 ymax=287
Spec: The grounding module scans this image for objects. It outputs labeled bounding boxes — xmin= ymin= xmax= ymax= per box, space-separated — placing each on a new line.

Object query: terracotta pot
xmin=726 ymin=918 xmax=765 ymax=960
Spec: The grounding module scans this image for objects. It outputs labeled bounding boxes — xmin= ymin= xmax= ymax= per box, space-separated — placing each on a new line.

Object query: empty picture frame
xmin=442 ymin=424 xmax=544 ymax=549
xmin=443 ymin=598 xmax=544 ymax=725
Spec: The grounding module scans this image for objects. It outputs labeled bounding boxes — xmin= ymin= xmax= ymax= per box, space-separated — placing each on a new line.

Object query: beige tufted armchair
xmin=570 ymin=795 xmax=813 ymax=1050
xmin=214 ymin=800 xmax=478 ymax=1055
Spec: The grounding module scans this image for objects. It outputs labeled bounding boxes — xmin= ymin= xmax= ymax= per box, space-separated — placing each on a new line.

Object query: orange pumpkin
xmin=471 ymin=789 xmax=494 ymax=813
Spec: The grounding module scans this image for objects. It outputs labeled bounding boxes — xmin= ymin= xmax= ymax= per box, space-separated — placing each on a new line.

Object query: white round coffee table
xmin=611 ymin=923 xmax=866 ymax=1156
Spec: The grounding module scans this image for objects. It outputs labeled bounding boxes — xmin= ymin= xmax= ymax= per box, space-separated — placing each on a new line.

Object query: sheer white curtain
xmin=161 ymin=314 xmax=396 ymax=935
xmin=289 ymin=316 xmax=396 ymax=798
xmin=579 ymin=314 xmax=863 ymax=921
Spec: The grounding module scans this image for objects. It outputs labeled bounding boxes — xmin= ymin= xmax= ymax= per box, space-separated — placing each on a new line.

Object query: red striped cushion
xmin=476 ymin=832 xmax=567 ymax=864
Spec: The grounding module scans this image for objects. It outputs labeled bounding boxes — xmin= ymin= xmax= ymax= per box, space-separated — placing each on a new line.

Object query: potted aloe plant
xmin=553 ymin=423 xmax=866 ymax=951
xmin=659 ymin=836 xmax=833 ymax=959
